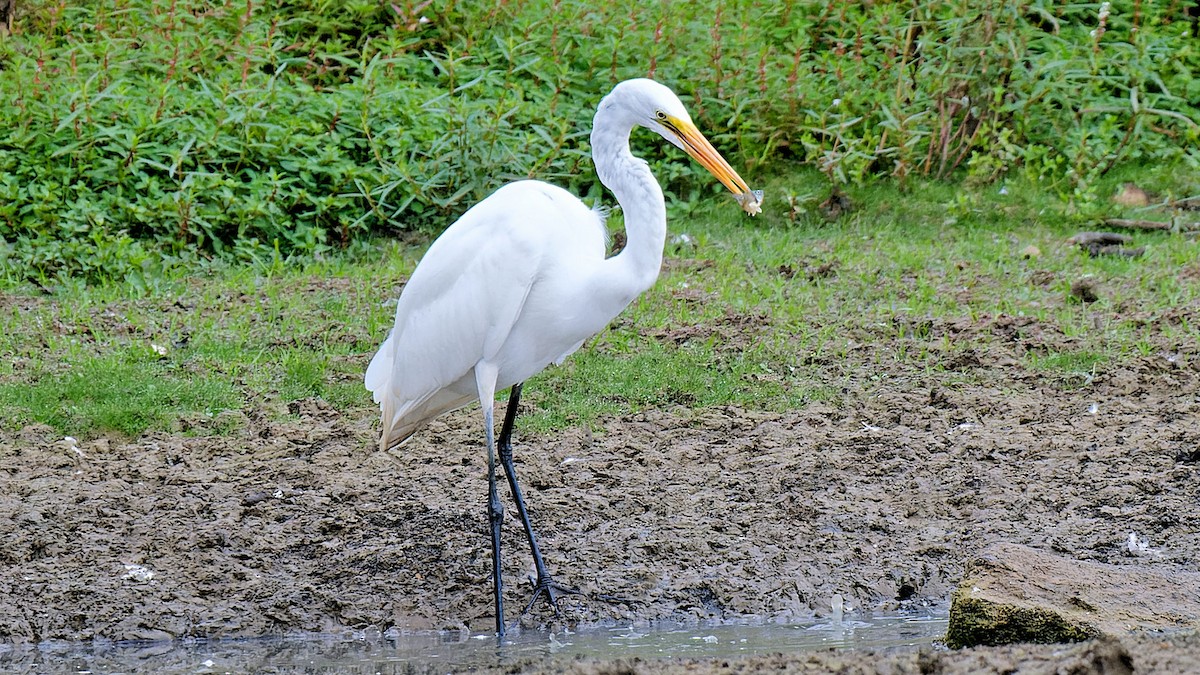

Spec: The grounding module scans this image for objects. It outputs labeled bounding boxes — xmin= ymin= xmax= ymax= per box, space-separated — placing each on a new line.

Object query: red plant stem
xmin=709 ymin=1 xmax=724 ymax=99
xmin=648 ymin=13 xmax=665 ymax=78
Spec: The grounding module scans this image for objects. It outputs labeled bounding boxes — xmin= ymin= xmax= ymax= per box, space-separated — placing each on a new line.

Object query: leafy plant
xmin=0 ymin=0 xmax=1196 ymax=281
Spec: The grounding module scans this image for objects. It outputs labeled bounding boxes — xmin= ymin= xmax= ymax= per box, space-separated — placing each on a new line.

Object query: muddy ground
xmin=1 ymin=298 xmax=1198 ymax=672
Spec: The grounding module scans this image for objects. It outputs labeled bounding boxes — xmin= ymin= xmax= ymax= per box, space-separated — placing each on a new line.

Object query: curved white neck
xmin=591 ymin=108 xmax=667 ymax=298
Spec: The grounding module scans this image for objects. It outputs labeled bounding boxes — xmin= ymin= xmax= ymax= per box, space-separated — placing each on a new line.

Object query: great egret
xmin=365 ymin=78 xmax=761 ymax=636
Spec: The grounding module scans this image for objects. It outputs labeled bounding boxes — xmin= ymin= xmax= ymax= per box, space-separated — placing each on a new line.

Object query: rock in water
xmin=946 ymin=542 xmax=1200 ymax=649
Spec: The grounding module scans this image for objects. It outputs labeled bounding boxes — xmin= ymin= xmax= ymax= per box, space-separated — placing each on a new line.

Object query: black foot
xmin=509 ymin=577 xmax=639 ymax=633
xmin=519 ymin=575 xmax=583 ymax=619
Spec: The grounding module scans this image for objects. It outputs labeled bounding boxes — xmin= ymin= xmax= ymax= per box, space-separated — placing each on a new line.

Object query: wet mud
xmin=1 ymin=308 xmax=1198 ymax=672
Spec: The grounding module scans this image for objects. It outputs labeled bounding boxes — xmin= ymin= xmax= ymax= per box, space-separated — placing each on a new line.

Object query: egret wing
xmin=367 ymin=187 xmax=548 ymax=448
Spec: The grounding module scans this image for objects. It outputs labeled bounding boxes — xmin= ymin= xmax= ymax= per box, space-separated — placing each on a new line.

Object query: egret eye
xmin=655 ymin=110 xmax=667 ymax=121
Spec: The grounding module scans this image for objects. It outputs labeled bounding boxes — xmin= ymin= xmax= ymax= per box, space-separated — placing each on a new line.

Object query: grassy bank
xmin=2 ymin=168 xmax=1197 ymax=440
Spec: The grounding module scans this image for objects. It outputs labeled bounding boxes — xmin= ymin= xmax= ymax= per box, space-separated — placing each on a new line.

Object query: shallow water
xmin=0 ymin=614 xmax=948 ymax=674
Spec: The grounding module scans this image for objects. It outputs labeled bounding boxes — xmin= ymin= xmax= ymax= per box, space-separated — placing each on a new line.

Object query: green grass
xmin=525 ymin=340 xmax=819 ymax=430
xmin=1 ymin=168 xmax=1198 ymax=440
xmin=0 ymin=251 xmax=415 ymax=439
xmin=0 ymin=351 xmax=242 ymax=437
xmin=1026 ymin=350 xmax=1106 ymax=374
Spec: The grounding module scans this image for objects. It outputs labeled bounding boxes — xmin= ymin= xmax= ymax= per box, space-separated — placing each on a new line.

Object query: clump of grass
xmin=1026 ymin=350 xmax=1106 ymax=376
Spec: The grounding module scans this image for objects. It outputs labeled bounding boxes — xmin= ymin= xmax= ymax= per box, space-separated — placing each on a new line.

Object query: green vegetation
xmin=0 ymin=1 xmax=1196 ymax=439
xmin=0 ymin=351 xmax=242 ymax=438
xmin=2 ymin=168 xmax=1197 ymax=439
xmin=1 ymin=0 xmax=1197 ymax=281
xmin=0 ymin=252 xmax=396 ymax=437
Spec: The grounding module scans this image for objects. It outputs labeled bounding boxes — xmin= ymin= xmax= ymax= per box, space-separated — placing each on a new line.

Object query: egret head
xmin=601 ymin=78 xmax=762 ymax=215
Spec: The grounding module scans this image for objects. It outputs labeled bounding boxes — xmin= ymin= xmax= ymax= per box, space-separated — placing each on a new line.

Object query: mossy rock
xmin=945 ymin=543 xmax=1200 ymax=649
xmin=945 ymin=585 xmax=1099 ymax=649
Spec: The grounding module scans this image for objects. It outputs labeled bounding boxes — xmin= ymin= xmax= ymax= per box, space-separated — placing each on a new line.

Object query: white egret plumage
xmin=365 ymin=78 xmax=760 ymax=636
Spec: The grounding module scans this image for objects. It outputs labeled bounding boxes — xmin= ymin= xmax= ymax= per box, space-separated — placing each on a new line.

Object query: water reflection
xmin=0 ymin=614 xmax=948 ymax=674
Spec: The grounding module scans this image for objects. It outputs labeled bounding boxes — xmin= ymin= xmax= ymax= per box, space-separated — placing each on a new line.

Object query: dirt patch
xmin=1 ymin=305 xmax=1198 ymax=670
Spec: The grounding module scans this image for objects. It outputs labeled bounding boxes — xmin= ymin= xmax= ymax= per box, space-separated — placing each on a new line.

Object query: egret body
xmin=365 ymin=78 xmax=760 ymax=636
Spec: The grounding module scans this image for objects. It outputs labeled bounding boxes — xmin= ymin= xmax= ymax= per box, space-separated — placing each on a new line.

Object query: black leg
xmin=497 ymin=383 xmax=581 ymax=625
xmin=484 ymin=405 xmax=506 ymax=637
